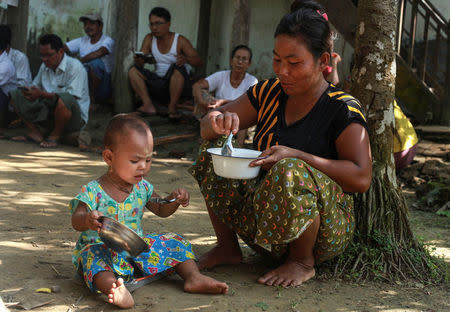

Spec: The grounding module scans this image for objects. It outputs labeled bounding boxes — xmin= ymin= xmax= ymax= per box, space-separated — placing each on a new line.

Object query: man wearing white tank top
xmin=128 ymin=7 xmax=202 ymax=120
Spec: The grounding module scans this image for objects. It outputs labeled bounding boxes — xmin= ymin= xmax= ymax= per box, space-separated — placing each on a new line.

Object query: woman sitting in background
xmin=193 ymin=45 xmax=258 ymax=145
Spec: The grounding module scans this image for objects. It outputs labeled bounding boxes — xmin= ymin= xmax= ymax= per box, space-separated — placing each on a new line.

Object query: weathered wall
xmin=26 ymin=0 xmax=112 ymax=75
xmin=206 ymin=0 xmax=354 ymax=83
xmin=22 ymin=0 xmax=355 ymax=85
xmin=206 ymin=0 xmax=290 ymax=79
xmin=247 ymin=0 xmax=291 ymax=79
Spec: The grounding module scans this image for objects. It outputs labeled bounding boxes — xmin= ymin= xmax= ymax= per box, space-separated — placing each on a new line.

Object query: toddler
xmin=70 ymin=113 xmax=228 ymax=308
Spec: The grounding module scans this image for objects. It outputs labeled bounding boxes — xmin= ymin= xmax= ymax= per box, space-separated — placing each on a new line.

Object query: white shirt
xmin=33 ymin=54 xmax=90 ymax=124
xmin=152 ymin=33 xmax=190 ymax=77
xmin=7 ymin=48 xmax=32 ymax=86
xmin=206 ymin=70 xmax=258 ymax=100
xmin=66 ymin=34 xmax=115 ymax=73
xmin=0 ymin=50 xmax=17 ymax=95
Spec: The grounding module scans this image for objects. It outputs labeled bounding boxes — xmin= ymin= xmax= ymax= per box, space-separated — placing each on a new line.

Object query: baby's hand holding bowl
xmin=86 ymin=210 xmax=103 ymax=232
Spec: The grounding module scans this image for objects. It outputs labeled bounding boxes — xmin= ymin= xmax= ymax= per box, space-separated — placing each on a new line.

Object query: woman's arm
xmin=252 ymin=123 xmax=372 ymax=193
xmin=193 ymin=79 xmax=211 ymax=108
xmin=200 ymin=93 xmax=257 ymax=140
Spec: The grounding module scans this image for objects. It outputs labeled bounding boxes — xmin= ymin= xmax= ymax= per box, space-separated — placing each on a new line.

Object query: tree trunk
xmin=230 ymin=0 xmax=250 ymax=49
xmin=111 ymin=0 xmax=138 ymax=113
xmin=196 ymin=0 xmax=212 ymax=78
xmin=336 ymin=0 xmax=443 ymax=282
xmin=350 ymin=0 xmax=412 ymax=243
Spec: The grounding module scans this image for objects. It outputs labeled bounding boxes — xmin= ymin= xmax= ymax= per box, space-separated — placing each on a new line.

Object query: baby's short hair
xmin=104 ymin=113 xmax=151 ymax=149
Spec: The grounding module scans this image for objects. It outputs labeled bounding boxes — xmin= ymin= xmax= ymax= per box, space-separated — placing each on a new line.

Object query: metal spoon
xmin=221 ymin=133 xmax=234 ymax=156
xmin=148 ymin=197 xmax=177 ymax=204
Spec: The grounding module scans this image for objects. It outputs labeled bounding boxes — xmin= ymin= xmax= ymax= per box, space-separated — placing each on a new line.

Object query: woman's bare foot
xmin=107 ymin=278 xmax=134 ymax=309
xmin=184 ymin=272 xmax=229 ymax=294
xmin=257 ymin=260 xmax=315 ymax=287
xmin=198 ymin=245 xmax=242 ymax=270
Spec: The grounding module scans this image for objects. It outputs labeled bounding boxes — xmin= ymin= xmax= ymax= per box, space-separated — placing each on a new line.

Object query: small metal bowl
xmin=98 ymin=216 xmax=148 ymax=257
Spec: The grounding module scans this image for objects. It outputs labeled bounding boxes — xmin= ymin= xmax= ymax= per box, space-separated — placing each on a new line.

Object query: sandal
xmin=40 ymin=138 xmax=59 ymax=148
xmin=11 ymin=134 xmax=43 ymax=144
xmin=168 ymin=112 xmax=182 ymax=122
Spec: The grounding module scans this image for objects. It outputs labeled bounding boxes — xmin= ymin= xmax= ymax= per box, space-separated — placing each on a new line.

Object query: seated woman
xmin=189 ymin=0 xmax=372 ymax=287
xmin=393 ymin=100 xmax=418 ymax=171
xmin=192 ymin=45 xmax=258 ymax=145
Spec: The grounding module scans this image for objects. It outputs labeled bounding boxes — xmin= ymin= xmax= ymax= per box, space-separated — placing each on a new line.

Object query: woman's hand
xmin=208 ymin=98 xmax=229 ymax=109
xmin=170 ymin=188 xmax=190 ymax=207
xmin=250 ymin=145 xmax=300 ymax=170
xmin=207 ymin=111 xmax=240 ymax=136
xmin=84 ymin=210 xmax=103 ymax=232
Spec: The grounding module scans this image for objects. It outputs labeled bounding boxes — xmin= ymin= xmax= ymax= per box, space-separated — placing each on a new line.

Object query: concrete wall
xmin=206 ymin=0 xmax=291 ymax=79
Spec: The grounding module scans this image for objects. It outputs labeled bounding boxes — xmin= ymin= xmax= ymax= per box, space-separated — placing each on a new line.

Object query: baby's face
xmin=110 ymin=129 xmax=154 ymax=185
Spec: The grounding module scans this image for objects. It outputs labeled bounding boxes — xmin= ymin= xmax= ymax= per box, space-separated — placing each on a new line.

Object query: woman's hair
xmin=104 ymin=114 xmax=150 ymax=149
xmin=149 ymin=7 xmax=171 ymax=22
xmin=275 ymin=0 xmax=332 ymax=59
xmin=39 ymin=34 xmax=63 ymax=51
xmin=231 ymin=44 xmax=253 ymax=62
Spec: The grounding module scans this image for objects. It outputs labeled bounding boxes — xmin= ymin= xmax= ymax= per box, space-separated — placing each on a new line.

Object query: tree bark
xmin=111 ymin=0 xmax=138 ymax=113
xmin=350 ymin=0 xmax=409 ymax=241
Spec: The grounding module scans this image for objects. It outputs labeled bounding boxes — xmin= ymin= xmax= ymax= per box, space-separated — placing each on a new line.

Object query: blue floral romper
xmin=69 ymin=179 xmax=196 ymax=291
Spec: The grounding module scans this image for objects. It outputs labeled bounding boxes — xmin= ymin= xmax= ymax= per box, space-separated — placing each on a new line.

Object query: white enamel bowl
xmin=207 ymin=147 xmax=262 ymax=179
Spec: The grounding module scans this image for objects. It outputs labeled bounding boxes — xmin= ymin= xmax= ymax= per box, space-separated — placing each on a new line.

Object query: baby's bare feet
xmin=108 ymin=278 xmax=134 ymax=308
xmin=184 ymin=273 xmax=229 ymax=294
xmin=198 ymin=245 xmax=242 ymax=270
xmin=257 ymin=260 xmax=315 ymax=287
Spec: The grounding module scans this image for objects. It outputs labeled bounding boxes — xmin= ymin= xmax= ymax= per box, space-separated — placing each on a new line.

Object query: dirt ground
xmin=0 ymin=111 xmax=449 ymax=312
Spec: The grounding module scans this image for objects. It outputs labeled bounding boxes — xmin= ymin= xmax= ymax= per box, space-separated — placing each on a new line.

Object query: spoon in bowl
xmin=221 ymin=133 xmax=234 ymax=156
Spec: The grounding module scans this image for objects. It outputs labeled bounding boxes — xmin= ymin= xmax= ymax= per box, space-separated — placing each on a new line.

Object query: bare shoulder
xmin=178 ymin=34 xmax=194 ymax=48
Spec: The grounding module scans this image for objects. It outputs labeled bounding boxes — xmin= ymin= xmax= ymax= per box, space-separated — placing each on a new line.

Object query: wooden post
xmin=408 ymin=0 xmax=418 ymax=67
xmin=111 ymin=0 xmax=139 ymax=113
xmin=230 ymin=0 xmax=250 ymax=49
xmin=444 ymin=20 xmax=450 ymax=125
xmin=196 ymin=0 xmax=212 ymax=78
xmin=5 ymin=0 xmax=29 ymax=53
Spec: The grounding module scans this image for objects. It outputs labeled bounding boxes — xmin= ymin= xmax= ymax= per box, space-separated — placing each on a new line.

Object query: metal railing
xmin=397 ymin=0 xmax=449 ymax=100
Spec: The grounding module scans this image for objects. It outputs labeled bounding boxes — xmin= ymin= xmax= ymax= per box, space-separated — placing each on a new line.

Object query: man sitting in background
xmin=128 ymin=7 xmax=202 ymax=120
xmin=0 ymin=24 xmax=32 ymax=129
xmin=64 ymin=13 xmax=114 ymax=108
xmin=10 ymin=34 xmax=90 ymax=148
xmin=0 ymin=24 xmax=32 ymax=87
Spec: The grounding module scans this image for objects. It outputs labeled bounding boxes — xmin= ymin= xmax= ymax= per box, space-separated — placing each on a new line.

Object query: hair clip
xmin=316 ymin=10 xmax=328 ymax=21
